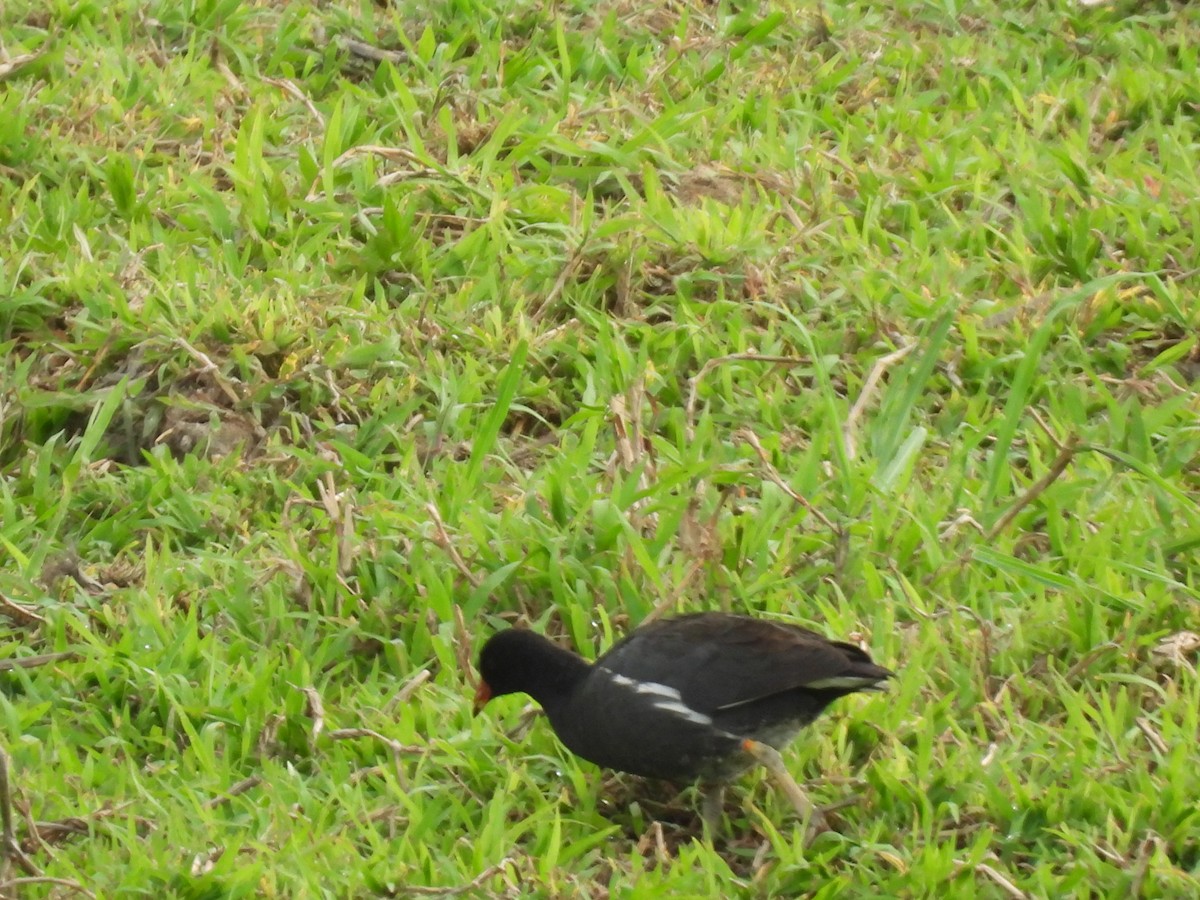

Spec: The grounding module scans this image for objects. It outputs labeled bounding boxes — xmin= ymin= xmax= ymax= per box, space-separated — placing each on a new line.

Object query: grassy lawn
xmin=2 ymin=0 xmax=1199 ymax=895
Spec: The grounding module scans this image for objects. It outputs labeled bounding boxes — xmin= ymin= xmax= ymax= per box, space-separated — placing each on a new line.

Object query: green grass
xmin=2 ymin=0 xmax=1199 ymax=895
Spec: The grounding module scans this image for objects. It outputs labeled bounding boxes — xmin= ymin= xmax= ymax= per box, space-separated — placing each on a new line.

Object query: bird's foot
xmin=741 ymin=739 xmax=828 ymax=846
xmin=700 ymin=782 xmax=726 ymax=841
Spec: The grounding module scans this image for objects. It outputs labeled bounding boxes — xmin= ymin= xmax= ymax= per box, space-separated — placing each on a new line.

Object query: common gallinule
xmin=474 ymin=612 xmax=894 ymax=837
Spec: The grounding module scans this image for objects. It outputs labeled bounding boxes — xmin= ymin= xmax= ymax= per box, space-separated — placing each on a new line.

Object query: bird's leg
xmin=742 ymin=739 xmax=828 ymax=842
xmin=700 ymin=782 xmax=725 ymax=839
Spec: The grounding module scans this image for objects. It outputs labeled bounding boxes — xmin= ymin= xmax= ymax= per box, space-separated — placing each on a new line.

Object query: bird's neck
xmin=522 ymin=641 xmax=592 ymax=714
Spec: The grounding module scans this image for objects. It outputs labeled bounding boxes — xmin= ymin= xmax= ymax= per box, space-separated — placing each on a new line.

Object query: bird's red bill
xmin=472 ymin=681 xmax=493 ymax=715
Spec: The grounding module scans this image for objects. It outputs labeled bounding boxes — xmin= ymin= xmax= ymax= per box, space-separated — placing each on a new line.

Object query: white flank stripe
xmin=806 ymin=676 xmax=885 ymax=690
xmin=651 ymin=700 xmax=713 ymax=726
xmin=603 ymin=669 xmax=710 ymax=724
xmin=606 ymin=671 xmax=683 ymax=700
xmin=634 ymin=681 xmax=682 ymax=700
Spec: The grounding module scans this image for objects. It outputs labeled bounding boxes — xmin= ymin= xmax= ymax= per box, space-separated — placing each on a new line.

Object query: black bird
xmin=473 ymin=611 xmax=894 ymax=836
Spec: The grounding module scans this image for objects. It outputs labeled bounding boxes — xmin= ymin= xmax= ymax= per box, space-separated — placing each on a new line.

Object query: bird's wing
xmin=596 ymin=613 xmax=892 ymax=713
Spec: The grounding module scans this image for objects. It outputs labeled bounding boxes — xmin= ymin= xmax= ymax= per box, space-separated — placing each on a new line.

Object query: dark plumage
xmin=474 ymin=612 xmax=894 ymax=836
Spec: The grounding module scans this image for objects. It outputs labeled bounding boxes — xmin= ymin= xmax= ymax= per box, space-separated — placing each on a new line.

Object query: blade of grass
xmin=463 ymin=340 xmax=529 ymax=498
